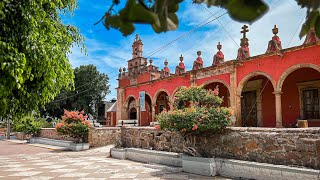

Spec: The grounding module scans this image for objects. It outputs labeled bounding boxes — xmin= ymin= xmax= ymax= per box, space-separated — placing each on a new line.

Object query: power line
xmin=51 ymin=73 xmax=119 ymax=103
xmin=200 ymin=4 xmax=239 ymax=48
xmin=184 ymin=20 xmax=233 ymax=57
xmin=145 ymin=11 xmax=228 ymax=59
xmin=143 ymin=9 xmax=223 ymax=58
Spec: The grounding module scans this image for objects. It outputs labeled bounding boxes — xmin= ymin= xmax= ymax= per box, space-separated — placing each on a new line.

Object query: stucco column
xmin=229 ymin=66 xmax=238 ymax=126
xmin=273 ymin=91 xmax=283 ymax=128
xmin=235 ymin=94 xmax=242 ymax=126
xmin=136 ymin=106 xmax=140 ymax=126
xmin=151 ymin=104 xmax=156 ymax=122
xmin=116 ymin=88 xmax=126 ymax=121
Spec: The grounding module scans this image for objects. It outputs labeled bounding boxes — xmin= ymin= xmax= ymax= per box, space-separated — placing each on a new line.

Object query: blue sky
xmin=62 ymin=0 xmax=307 ymax=100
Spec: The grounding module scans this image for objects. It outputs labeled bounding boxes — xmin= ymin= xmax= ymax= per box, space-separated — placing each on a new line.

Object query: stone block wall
xmin=39 ymin=127 xmax=121 ymax=147
xmin=39 ymin=128 xmax=75 ymax=141
xmin=88 ymin=127 xmax=121 ymax=147
xmin=121 ymin=127 xmax=320 ymax=169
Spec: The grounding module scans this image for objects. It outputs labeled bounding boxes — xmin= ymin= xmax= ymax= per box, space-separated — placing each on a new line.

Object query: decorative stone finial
xmin=164 ymin=59 xmax=168 ymax=67
xmin=197 ymin=51 xmax=202 ymax=57
xmin=272 ymin=25 xmax=278 ymax=35
xmin=266 ymin=25 xmax=282 ymax=53
xmin=119 ymin=67 xmax=122 ymax=73
xmin=303 ymin=27 xmax=319 ymax=45
xmin=217 ymin=42 xmax=222 ymax=51
xmin=213 ymin=42 xmax=224 ymax=66
xmin=237 ymin=25 xmax=250 ymax=60
xmin=144 ymin=59 xmax=148 ymax=66
xmin=193 ymin=51 xmax=203 ymax=70
xmin=123 ymin=67 xmax=126 ymax=72
xmin=149 ymin=59 xmax=153 ymax=65
xmin=241 ymin=25 xmax=249 ymax=39
xmin=175 ymin=54 xmax=186 ymax=75
xmin=179 ymin=54 xmax=183 ymax=62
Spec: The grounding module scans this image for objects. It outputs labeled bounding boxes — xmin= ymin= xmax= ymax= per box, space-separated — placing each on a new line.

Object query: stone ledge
xmin=30 ymin=137 xmax=89 ymax=151
xmin=111 ymin=148 xmax=320 ymax=179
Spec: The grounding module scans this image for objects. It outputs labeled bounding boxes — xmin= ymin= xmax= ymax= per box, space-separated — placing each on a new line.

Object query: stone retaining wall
xmin=39 ymin=128 xmax=75 ymax=141
xmin=39 ymin=127 xmax=121 ymax=147
xmin=88 ymin=127 xmax=121 ymax=147
xmin=121 ymin=127 xmax=320 ymax=169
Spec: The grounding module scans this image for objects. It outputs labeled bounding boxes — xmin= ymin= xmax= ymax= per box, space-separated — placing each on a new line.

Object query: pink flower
xmin=155 ymin=125 xmax=161 ymax=131
xmin=80 ymin=110 xmax=84 ymax=114
xmin=192 ymin=124 xmax=198 ymax=131
xmin=213 ymin=89 xmax=219 ymax=95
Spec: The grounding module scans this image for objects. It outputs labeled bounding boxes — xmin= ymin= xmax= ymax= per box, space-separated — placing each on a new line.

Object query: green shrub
xmin=155 ymin=86 xmax=233 ymax=157
xmin=156 ymin=86 xmax=232 ymax=135
xmin=13 ymin=116 xmax=43 ymax=136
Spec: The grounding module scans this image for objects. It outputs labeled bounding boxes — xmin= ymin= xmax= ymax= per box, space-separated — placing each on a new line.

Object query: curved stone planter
xmin=70 ymin=143 xmax=89 ymax=151
xmin=182 ymin=155 xmax=216 ymax=176
xmin=110 ymin=148 xmax=126 ymax=160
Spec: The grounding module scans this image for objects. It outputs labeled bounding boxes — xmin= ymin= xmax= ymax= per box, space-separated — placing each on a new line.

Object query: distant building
xmin=97 ymin=99 xmax=116 ymax=125
xmin=106 ymin=101 xmax=117 ymax=126
xmin=116 ymin=26 xmax=320 ymax=128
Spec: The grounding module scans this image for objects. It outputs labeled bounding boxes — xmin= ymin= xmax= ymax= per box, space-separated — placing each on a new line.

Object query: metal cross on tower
xmin=241 ymin=25 xmax=249 ymax=38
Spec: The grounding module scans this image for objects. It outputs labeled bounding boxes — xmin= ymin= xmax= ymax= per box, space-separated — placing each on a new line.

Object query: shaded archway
xmin=127 ymin=96 xmax=137 ymax=120
xmin=155 ymin=91 xmax=170 ymax=115
xmin=237 ymin=72 xmax=276 ymax=127
xmin=202 ymin=80 xmax=230 ymax=107
xmin=279 ymin=66 xmax=320 ymax=127
xmin=140 ymin=93 xmax=153 ymax=126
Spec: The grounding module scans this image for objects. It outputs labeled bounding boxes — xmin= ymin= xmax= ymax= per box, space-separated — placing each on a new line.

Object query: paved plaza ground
xmin=0 ymin=139 xmax=231 ymax=180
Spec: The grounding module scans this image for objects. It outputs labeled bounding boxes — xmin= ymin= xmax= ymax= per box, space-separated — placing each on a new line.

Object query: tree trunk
xmin=6 ymin=118 xmax=10 ymax=139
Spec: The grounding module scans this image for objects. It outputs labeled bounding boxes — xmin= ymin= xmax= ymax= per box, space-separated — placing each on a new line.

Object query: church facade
xmin=116 ymin=25 xmax=320 ymax=128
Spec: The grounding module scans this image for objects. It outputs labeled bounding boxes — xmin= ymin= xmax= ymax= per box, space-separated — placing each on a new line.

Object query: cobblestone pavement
xmin=0 ymin=140 xmax=231 ymax=180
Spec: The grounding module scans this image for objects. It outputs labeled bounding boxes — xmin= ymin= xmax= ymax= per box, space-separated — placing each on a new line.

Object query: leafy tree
xmin=44 ymin=64 xmax=110 ymax=117
xmin=0 ymin=0 xmax=84 ymax=120
xmin=96 ymin=0 xmax=320 ymax=38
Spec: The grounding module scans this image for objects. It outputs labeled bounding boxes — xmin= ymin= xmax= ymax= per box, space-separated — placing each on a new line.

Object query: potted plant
xmin=156 ymin=85 xmax=233 ymax=176
xmin=56 ymin=110 xmax=91 ymax=151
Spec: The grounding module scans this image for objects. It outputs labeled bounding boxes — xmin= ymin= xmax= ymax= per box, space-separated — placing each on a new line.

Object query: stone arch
xmin=201 ymin=79 xmax=231 ymax=107
xmin=125 ymin=95 xmax=137 ymax=108
xmin=201 ymin=79 xmax=231 ymax=93
xmin=237 ymin=71 xmax=276 ymax=96
xmin=277 ymin=63 xmax=320 ymax=92
xmin=171 ymin=86 xmax=187 ymax=100
xmin=153 ymin=89 xmax=170 ymax=105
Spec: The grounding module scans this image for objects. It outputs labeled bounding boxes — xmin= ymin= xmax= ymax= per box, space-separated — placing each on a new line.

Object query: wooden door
xmin=241 ymin=91 xmax=258 ymax=127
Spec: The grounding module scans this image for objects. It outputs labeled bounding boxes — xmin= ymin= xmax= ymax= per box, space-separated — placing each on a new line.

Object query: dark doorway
xmin=241 ymin=91 xmax=257 ymax=127
xmin=129 ymin=108 xmax=137 ymax=119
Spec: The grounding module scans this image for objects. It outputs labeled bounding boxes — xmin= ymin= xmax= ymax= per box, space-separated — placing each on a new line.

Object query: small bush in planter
xmin=13 ymin=116 xmax=43 ymax=137
xmin=56 ymin=110 xmax=90 ymax=143
xmin=156 ymin=86 xmax=233 ymax=157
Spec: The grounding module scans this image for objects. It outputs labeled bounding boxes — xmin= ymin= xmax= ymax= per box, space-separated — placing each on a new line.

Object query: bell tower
xmin=132 ymin=34 xmax=143 ymax=58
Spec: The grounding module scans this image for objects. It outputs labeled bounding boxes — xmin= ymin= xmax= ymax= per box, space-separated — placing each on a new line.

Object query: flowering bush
xmin=56 ymin=110 xmax=90 ymax=143
xmin=155 ymin=86 xmax=233 ymax=156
